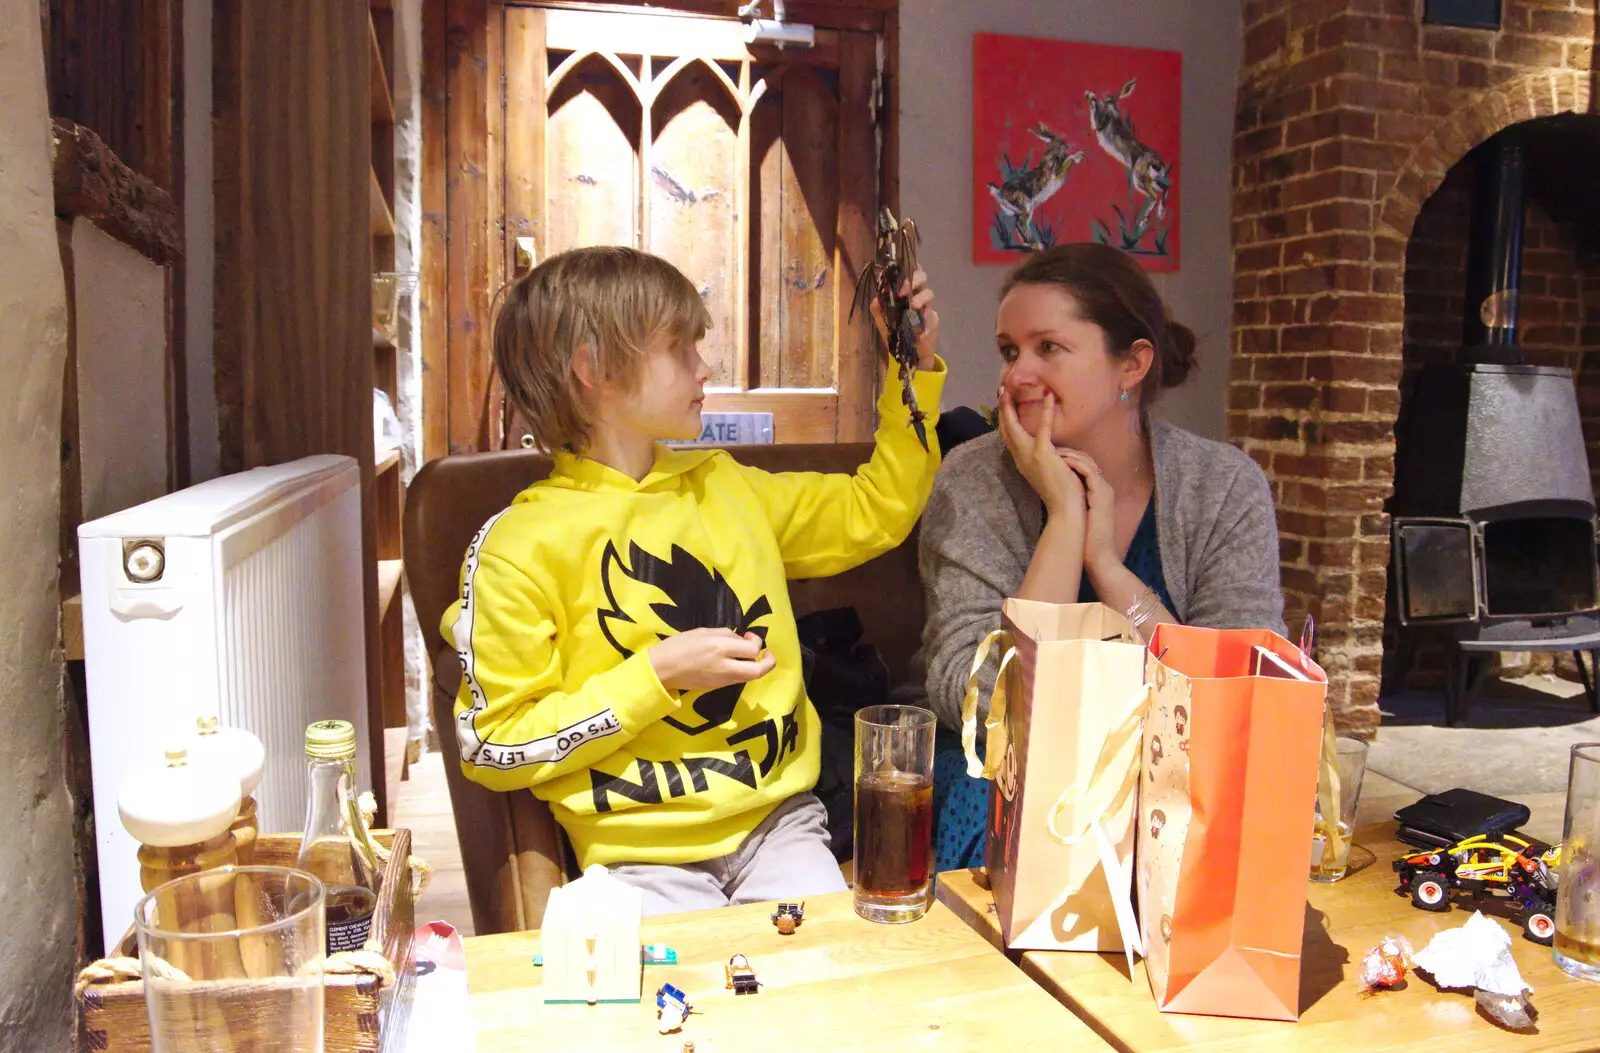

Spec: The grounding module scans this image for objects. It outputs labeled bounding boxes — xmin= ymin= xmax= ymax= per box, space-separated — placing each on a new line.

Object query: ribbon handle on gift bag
xmin=1314 ymin=701 xmax=1346 ymax=872
xmin=1297 ymin=612 xmax=1348 ymax=874
xmin=1043 ymin=684 xmax=1152 ymax=965
xmin=960 ymin=629 xmax=1016 ymax=780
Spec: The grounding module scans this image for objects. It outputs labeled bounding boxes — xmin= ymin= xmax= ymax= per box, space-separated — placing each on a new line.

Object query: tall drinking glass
xmin=135 ymin=866 xmax=327 ymax=1053
xmin=1310 ymin=737 xmax=1369 ymax=882
xmin=854 ymin=704 xmax=936 ymax=924
xmin=1555 ymin=742 xmax=1600 ymax=982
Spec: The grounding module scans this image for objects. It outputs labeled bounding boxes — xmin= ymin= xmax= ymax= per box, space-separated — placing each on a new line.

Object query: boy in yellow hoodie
xmin=444 ymin=246 xmax=944 ymax=915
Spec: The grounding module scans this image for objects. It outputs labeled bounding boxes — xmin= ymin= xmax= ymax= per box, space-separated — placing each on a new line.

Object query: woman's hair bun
xmin=1161 ymin=320 xmax=1198 ymax=389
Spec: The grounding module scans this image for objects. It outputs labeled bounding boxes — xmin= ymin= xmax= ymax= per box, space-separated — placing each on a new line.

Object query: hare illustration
xmin=987 ymin=124 xmax=1085 ymax=249
xmin=1085 ymin=78 xmax=1171 ymax=220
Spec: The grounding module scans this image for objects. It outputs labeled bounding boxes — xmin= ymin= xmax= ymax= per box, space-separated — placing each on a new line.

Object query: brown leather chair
xmin=404 ymin=444 xmax=925 ymax=935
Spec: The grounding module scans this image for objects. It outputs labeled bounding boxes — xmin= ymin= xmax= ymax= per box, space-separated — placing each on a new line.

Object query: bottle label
xmin=324 ymin=884 xmax=379 ymax=954
xmin=328 ymin=913 xmax=374 ymax=954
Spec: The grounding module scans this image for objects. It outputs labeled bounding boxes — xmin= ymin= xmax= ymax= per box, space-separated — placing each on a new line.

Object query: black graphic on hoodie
xmin=596 ymin=540 xmax=772 ymax=735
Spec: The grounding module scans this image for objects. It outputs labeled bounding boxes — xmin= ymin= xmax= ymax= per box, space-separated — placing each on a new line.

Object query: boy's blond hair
xmin=493 ymin=246 xmax=711 ymax=453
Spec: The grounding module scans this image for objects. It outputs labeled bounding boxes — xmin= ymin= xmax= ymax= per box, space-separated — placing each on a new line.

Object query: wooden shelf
xmin=377 ymin=448 xmax=400 ymax=477
xmin=377 ymin=559 xmax=404 ymax=619
xmin=374 ymin=328 xmax=396 ymax=351
xmin=370 ymin=165 xmax=395 ymax=237
xmin=370 ymin=16 xmax=394 ymax=126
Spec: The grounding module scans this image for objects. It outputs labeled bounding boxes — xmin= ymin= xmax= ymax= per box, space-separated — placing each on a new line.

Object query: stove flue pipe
xmin=1461 ymin=135 xmax=1527 ymax=361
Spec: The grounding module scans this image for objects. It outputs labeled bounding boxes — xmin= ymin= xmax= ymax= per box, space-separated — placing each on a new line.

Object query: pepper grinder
xmin=119 ymin=744 xmax=242 ymax=893
xmin=118 ymin=745 xmax=243 ymax=972
xmin=188 ymin=715 xmax=266 ymax=864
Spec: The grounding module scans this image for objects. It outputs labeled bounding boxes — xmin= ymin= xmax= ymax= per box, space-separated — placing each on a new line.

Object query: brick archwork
xmin=1231 ymin=1 xmax=1597 ymax=734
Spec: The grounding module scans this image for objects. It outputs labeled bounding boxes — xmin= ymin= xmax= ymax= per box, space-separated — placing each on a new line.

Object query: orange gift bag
xmin=1137 ymin=623 xmax=1328 ymax=1020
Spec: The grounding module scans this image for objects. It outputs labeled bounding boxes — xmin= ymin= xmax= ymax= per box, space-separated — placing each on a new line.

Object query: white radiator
xmin=78 ymin=454 xmax=370 ymax=950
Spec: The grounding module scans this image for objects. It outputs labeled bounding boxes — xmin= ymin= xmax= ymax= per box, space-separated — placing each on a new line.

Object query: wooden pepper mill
xmin=119 ymin=745 xmax=243 ymax=893
xmin=188 ymin=715 xmax=265 ymax=864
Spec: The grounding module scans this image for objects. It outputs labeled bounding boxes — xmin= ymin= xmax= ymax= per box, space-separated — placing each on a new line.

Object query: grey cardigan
xmin=904 ymin=420 xmax=1286 ymax=729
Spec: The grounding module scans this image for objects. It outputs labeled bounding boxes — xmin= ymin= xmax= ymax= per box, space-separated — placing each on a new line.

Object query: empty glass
xmin=854 ymin=705 xmax=936 ymax=924
xmin=1555 ymin=742 xmax=1600 ymax=982
xmin=135 ymin=866 xmax=326 ymax=1052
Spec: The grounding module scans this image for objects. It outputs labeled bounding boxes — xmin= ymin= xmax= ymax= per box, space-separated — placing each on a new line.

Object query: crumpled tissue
xmin=1412 ymin=911 xmax=1535 ymax=1029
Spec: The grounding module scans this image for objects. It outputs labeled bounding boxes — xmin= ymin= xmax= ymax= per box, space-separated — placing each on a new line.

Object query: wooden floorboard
xmin=389 ymin=742 xmax=474 ymax=936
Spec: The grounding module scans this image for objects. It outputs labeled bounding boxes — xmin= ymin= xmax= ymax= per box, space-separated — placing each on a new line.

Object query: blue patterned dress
xmin=931 ymin=498 xmax=1173 ymax=873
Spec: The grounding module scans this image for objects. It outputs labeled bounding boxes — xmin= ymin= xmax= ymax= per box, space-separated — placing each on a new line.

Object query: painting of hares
xmin=974 ymin=34 xmax=1181 ymax=270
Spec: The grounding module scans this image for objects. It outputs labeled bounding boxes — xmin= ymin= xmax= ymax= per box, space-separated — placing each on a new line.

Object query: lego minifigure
xmin=771 ymin=901 xmax=805 ymax=935
xmin=724 ymin=953 xmax=760 ymax=994
xmin=656 ymin=983 xmax=693 ymax=1033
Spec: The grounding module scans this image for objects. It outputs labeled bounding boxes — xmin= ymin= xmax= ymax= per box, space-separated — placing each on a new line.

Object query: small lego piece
xmin=642 ymin=943 xmax=678 ymax=965
xmin=724 ymin=953 xmax=761 ymax=995
xmin=656 ymin=983 xmax=693 ymax=1034
xmin=771 ymin=902 xmax=805 ymax=935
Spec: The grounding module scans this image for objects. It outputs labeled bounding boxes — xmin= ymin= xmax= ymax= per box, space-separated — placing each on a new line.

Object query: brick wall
xmin=1232 ymin=0 xmax=1596 ymax=734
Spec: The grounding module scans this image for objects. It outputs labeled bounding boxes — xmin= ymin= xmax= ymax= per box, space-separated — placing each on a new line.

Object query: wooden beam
xmin=834 ymin=30 xmax=876 ymax=443
xmin=370 ymin=14 xmax=395 ymax=125
xmin=51 ymin=118 xmax=182 ymax=265
xmin=700 ymin=390 xmax=839 ymax=443
xmin=445 ymin=0 xmax=495 ymax=454
xmin=211 ymin=0 xmax=383 ymax=822
xmin=167 ymin=0 xmax=189 ymax=490
xmin=421 ymin=0 xmax=449 ymax=462
xmin=62 ymin=595 xmax=84 ymax=663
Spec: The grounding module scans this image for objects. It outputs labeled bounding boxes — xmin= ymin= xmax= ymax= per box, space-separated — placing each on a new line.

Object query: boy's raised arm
xmin=446 ymin=548 xmax=677 ymax=792
xmin=735 ymin=358 xmax=946 ymax=579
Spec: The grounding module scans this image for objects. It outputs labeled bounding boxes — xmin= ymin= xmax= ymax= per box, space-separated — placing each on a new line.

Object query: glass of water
xmin=135 ymin=866 xmax=327 ymax=1052
xmin=1555 ymin=742 xmax=1600 ymax=982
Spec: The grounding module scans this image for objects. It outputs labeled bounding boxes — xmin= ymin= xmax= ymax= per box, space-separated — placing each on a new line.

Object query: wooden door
xmin=495 ymin=5 xmax=881 ymax=446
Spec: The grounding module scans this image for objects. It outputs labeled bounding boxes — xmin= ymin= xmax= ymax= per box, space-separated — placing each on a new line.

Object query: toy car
xmin=655 ymin=983 xmax=693 ymax=1033
xmin=724 ymin=953 xmax=760 ymax=994
xmin=771 ymin=902 xmax=805 ymax=935
xmin=1392 ymin=833 xmax=1562 ymax=945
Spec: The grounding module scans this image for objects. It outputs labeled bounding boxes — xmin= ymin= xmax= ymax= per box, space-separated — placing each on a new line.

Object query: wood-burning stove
xmin=1388 ymin=134 xmax=1600 ymax=725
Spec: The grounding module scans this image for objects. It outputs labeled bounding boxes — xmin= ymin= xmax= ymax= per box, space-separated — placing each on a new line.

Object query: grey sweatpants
xmin=607 ymin=792 xmax=847 ymax=916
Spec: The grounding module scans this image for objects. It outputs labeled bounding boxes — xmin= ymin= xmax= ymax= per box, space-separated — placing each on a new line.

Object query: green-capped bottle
xmin=294 ymin=719 xmax=384 ymax=953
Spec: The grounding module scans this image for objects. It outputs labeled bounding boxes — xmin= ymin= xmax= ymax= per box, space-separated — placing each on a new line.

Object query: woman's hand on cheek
xmin=998 ymin=388 xmax=1085 ymax=520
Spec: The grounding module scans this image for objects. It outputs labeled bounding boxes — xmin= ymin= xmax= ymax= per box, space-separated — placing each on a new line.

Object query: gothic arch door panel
xmin=499 ymin=5 xmax=880 ymax=446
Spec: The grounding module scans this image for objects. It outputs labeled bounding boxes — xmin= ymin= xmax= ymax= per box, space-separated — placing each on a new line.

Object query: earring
xmin=1120 ymin=390 xmax=1130 ymax=403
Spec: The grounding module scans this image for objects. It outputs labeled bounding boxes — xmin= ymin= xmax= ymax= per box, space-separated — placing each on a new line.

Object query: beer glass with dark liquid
xmin=853 ymin=704 xmax=936 ymax=923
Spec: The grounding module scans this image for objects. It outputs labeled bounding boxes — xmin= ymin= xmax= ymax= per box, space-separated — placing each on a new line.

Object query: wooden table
xmin=937 ymin=822 xmax=1600 ymax=1052
xmin=465 ymin=890 xmax=1112 ymax=1051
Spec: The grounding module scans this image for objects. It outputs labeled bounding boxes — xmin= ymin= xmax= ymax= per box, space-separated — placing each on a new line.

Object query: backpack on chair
xmin=796 ymin=607 xmax=890 ymax=862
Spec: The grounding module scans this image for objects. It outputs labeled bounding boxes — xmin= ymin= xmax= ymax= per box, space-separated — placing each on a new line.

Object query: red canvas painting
xmin=973 ymin=33 xmax=1182 ymax=271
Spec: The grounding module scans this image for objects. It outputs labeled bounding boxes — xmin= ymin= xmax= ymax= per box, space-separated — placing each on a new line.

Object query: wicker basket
xmin=78 ymin=830 xmax=416 ymax=1053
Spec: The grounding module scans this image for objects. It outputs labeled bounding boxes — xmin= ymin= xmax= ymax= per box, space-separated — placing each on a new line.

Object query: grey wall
xmin=900 ymin=0 xmax=1241 ymax=439
xmin=0 ymin=0 xmax=79 ymax=1043
xmin=72 ymin=218 xmax=171 ymax=521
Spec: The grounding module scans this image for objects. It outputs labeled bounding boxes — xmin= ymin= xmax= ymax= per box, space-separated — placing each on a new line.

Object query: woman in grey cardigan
xmin=914 ymin=243 xmax=1285 ymax=870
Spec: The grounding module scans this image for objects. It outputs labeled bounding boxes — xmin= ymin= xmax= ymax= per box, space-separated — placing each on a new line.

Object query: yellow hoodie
xmin=443 ymin=364 xmax=944 ymax=869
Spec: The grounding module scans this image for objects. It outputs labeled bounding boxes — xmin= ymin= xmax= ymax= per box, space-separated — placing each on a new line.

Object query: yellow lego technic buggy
xmin=1393 ymin=833 xmax=1563 ymax=945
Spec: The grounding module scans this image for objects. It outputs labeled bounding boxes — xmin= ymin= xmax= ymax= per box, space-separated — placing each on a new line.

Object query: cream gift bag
xmin=961 ymin=598 xmax=1146 ymax=954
